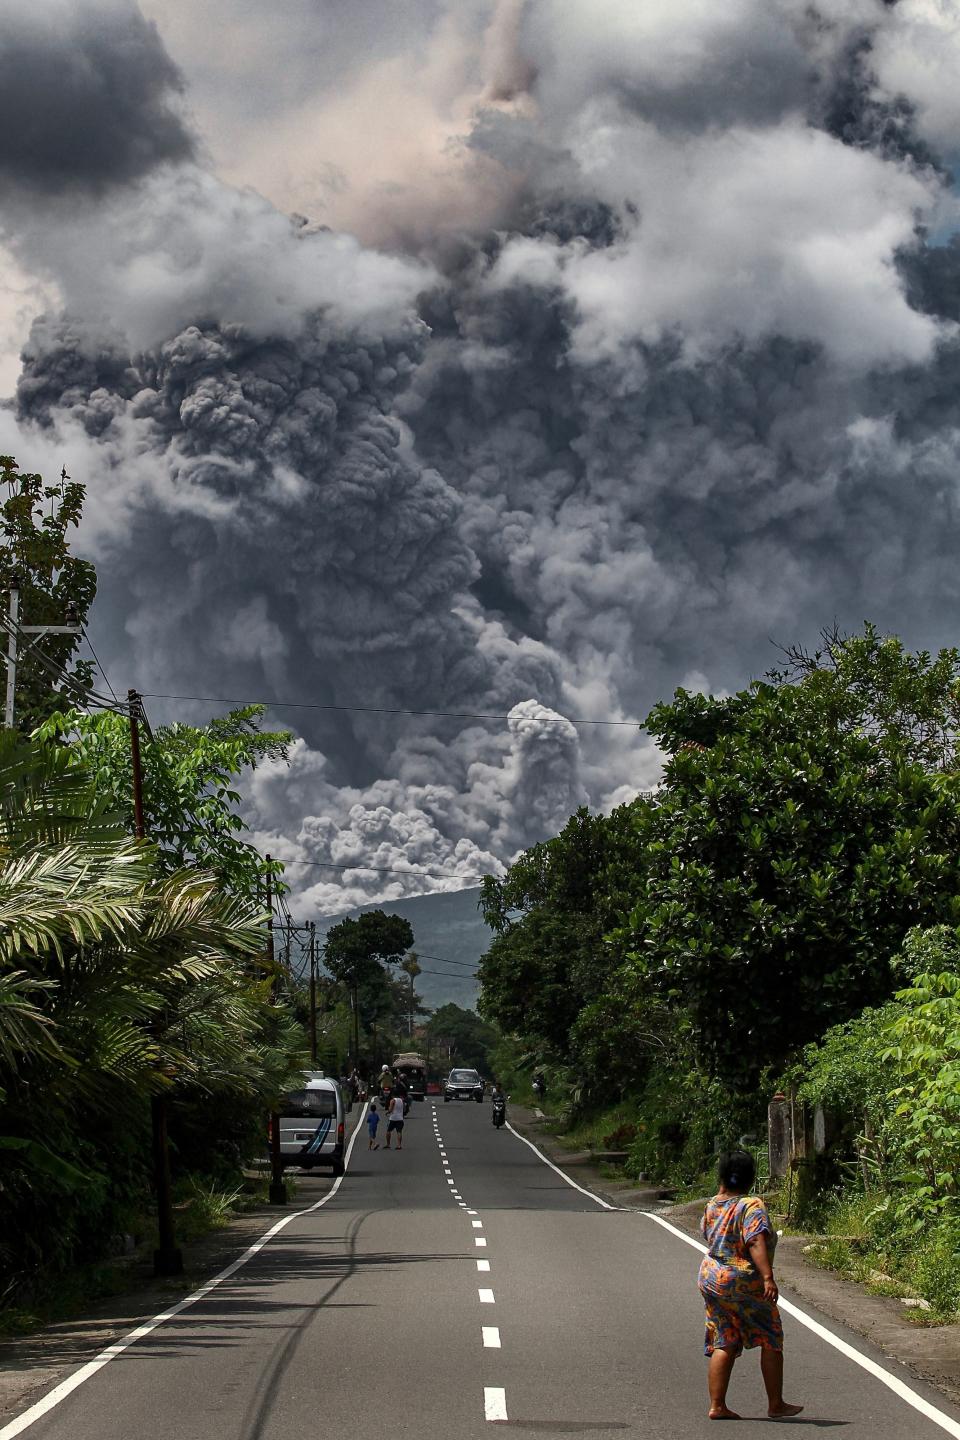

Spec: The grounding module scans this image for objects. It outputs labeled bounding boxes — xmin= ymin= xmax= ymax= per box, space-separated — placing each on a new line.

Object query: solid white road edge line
xmin=484 ymin=1386 xmax=508 ymax=1422
xmin=505 ymin=1121 xmax=617 ymax=1210
xmin=511 ymin=1116 xmax=960 ymax=1437
xmin=641 ymin=1210 xmax=960 ymax=1440
xmin=0 ymin=1104 xmax=372 ymax=1440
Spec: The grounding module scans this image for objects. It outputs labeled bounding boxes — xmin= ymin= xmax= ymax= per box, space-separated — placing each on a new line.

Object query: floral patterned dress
xmin=698 ymin=1194 xmax=783 ymax=1357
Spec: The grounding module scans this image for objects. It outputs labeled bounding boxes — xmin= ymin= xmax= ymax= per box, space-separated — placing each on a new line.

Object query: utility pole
xmin=266 ymin=857 xmax=286 ymax=1205
xmin=352 ymin=978 xmax=360 ymax=1072
xmin=128 ymin=689 xmax=183 ymax=1279
xmin=3 ymin=577 xmax=81 ymax=728
xmin=308 ymin=920 xmax=317 ymax=1066
xmin=401 ymin=952 xmax=421 ymax=1040
xmin=4 ymin=577 xmax=18 ymax=729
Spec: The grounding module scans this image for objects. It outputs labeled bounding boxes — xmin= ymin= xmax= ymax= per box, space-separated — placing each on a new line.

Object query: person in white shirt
xmin=384 ymin=1091 xmax=405 ymax=1150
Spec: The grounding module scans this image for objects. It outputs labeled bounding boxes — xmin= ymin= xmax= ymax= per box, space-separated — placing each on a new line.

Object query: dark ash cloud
xmin=4 ymin=0 xmax=960 ymax=914
xmin=0 ymin=0 xmax=194 ymax=195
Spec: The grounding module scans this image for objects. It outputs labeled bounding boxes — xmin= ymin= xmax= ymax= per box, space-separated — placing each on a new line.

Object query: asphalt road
xmin=7 ymin=1098 xmax=960 ymax=1440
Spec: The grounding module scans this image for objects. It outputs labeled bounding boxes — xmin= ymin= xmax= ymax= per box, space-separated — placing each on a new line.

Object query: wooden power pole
xmin=128 ymin=688 xmax=183 ymax=1278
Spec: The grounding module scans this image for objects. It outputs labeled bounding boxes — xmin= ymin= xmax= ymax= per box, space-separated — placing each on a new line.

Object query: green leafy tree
xmin=37 ymin=705 xmax=290 ymax=897
xmin=478 ymin=806 xmax=638 ymax=1065
xmin=0 ymin=731 xmax=303 ymax=1297
xmin=323 ymin=911 xmax=414 ymax=1060
xmin=427 ymin=1003 xmax=498 ymax=1072
xmin=885 ymin=926 xmax=960 ymax=1215
xmin=0 ymin=456 xmax=97 ymax=730
xmin=768 ymin=622 xmax=960 ymax=773
xmin=617 ymin=676 xmax=960 ymax=1083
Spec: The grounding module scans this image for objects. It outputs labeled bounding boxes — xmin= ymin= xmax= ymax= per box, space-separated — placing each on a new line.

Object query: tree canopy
xmin=0 ymin=455 xmax=97 ymax=730
xmin=479 ymin=626 xmax=960 ymax=1099
xmin=37 ymin=705 xmax=290 ymax=897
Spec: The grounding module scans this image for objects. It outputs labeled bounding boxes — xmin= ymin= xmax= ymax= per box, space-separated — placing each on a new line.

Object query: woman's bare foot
xmin=767 ymin=1402 xmax=804 ymax=1418
xmin=708 ymin=1406 xmax=741 ymax=1419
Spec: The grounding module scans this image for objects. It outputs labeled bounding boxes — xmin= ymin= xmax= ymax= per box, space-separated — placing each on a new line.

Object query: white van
xmin=276 ymin=1072 xmax=347 ymax=1176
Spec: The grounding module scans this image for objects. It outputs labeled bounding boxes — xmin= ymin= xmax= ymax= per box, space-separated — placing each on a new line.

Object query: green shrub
xmin=626 ymin=1067 xmax=763 ymax=1185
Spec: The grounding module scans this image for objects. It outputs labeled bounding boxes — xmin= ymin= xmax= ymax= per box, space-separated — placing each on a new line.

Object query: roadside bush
xmin=626 ymin=1066 xmax=764 ymax=1185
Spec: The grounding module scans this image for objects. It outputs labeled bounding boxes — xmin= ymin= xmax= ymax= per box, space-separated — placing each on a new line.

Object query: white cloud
xmin=489 ymin=118 xmax=948 ymax=365
xmin=6 ymin=165 xmax=433 ymax=353
xmin=870 ymin=0 xmax=960 ymax=158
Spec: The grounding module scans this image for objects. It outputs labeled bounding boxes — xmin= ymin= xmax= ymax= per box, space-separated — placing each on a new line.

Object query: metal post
xmin=309 ymin=921 xmax=317 ymax=1066
xmin=266 ymin=858 xmax=286 ymax=1205
xmin=128 ymin=688 xmax=183 ymax=1278
xmin=4 ymin=577 xmax=19 ymax=729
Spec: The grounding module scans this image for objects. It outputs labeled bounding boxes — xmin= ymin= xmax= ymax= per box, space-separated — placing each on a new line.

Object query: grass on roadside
xmin=793 ymin=1188 xmax=960 ymax=1323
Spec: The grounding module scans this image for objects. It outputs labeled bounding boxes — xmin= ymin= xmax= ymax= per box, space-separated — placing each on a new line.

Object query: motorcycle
xmin=531 ymin=1075 xmax=546 ymax=1105
xmin=491 ymin=1093 xmax=507 ymax=1129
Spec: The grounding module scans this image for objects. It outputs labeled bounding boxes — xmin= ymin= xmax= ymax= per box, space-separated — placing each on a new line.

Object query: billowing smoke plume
xmin=3 ymin=0 xmax=960 ymax=911
xmin=0 ymin=0 xmax=194 ymax=195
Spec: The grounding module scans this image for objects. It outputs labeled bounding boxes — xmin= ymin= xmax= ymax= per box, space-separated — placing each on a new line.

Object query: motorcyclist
xmin=491 ymin=1082 xmax=507 ymax=1127
xmin=532 ymin=1071 xmax=546 ymax=1104
xmin=376 ymin=1064 xmax=393 ymax=1108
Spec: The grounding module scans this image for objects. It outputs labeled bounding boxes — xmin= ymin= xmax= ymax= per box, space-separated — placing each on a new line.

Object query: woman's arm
xmin=747 ymin=1233 xmax=778 ymax=1304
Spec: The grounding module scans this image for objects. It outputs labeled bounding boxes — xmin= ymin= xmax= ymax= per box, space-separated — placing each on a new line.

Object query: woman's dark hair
xmin=718 ymin=1149 xmax=756 ymax=1194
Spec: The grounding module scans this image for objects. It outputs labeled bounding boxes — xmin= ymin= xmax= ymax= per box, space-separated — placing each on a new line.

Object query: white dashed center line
xmin=484 ymin=1387 xmax=508 ymax=1422
xmin=475 ymin=1237 xmax=487 ymax=1247
xmin=477 ymin=1259 xmax=490 ymax=1272
xmin=472 ymin=1219 xmax=483 ymax=1228
xmin=478 ymin=1288 xmax=495 ymax=1304
xmin=482 ymin=1327 xmax=501 ymax=1349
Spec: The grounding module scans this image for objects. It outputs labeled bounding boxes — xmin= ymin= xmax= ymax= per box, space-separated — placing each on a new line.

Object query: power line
xmin=416 ymin=965 xmax=477 ymax=977
xmin=415 ymin=952 xmax=480 ymax=969
xmin=81 ymin=625 xmax=120 ymax=707
xmin=141 ymin=690 xmax=640 ymax=729
xmin=279 ymin=856 xmax=490 ymax=882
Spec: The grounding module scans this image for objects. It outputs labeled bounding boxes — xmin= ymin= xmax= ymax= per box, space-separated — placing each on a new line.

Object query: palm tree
xmin=0 ymin=733 xmax=304 ymax=1299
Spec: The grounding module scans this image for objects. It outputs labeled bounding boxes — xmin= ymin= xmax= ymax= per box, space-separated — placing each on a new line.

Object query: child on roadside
xmin=367 ymin=1100 xmax=381 ymax=1151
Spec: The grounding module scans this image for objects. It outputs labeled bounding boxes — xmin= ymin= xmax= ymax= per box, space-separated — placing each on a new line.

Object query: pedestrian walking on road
xmin=698 ymin=1150 xmax=803 ymax=1421
xmin=366 ymin=1101 xmax=381 ymax=1151
xmin=384 ymin=1092 xmax=405 ymax=1150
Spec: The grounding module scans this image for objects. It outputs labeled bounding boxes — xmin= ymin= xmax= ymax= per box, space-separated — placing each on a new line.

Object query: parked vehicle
xmin=444 ymin=1067 xmax=485 ymax=1103
xmin=392 ymin=1052 xmax=427 ymax=1102
xmin=274 ymin=1072 xmax=347 ymax=1175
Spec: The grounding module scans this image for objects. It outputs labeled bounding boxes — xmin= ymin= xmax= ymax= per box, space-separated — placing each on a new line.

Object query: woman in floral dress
xmin=699 ymin=1150 xmax=803 ymax=1420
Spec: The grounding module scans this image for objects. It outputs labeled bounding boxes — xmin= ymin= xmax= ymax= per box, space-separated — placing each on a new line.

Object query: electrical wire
xmin=141 ymin=690 xmax=640 ymax=729
xmin=274 ymin=856 xmax=489 ymax=881
xmin=414 ymin=952 xmax=480 ymax=969
xmin=80 ymin=625 xmax=120 ymax=707
xmin=0 ymin=611 xmax=123 ymax=714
